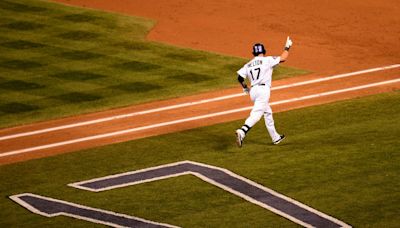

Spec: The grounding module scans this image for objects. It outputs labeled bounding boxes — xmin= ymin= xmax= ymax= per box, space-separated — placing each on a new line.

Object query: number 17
xmin=250 ymin=67 xmax=260 ymax=80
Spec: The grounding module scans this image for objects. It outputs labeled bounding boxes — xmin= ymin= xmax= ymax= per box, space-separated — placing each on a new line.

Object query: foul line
xmin=1 ymin=78 xmax=399 ymax=158
xmin=0 ymin=64 xmax=398 ymax=141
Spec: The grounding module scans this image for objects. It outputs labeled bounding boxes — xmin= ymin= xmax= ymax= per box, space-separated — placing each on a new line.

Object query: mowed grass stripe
xmin=0 ymin=0 xmax=308 ymax=128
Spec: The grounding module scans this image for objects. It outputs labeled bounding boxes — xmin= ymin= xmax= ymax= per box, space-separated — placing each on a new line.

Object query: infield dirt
xmin=54 ymin=0 xmax=399 ymax=74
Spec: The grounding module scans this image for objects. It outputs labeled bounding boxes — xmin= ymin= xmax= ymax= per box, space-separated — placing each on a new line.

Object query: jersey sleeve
xmin=237 ymin=65 xmax=247 ymax=78
xmin=268 ymin=56 xmax=281 ymax=68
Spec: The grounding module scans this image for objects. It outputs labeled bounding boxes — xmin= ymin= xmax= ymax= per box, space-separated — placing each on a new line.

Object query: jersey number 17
xmin=250 ymin=67 xmax=260 ymax=81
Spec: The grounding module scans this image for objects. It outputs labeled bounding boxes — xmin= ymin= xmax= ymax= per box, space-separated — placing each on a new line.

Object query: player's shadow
xmin=246 ymin=138 xmax=293 ymax=148
xmin=197 ymin=129 xmax=232 ymax=151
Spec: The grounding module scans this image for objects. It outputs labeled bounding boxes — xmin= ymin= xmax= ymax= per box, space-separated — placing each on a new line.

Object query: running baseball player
xmin=235 ymin=36 xmax=293 ymax=147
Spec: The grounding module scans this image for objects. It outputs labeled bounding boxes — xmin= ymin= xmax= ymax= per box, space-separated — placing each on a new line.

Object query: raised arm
xmin=280 ymin=36 xmax=293 ymax=62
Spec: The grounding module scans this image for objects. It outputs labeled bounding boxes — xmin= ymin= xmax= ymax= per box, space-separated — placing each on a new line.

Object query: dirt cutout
xmin=55 ymin=0 xmax=399 ymax=74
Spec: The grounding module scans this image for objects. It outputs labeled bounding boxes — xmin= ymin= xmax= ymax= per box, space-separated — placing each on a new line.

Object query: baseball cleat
xmin=235 ymin=129 xmax=245 ymax=148
xmin=273 ymin=134 xmax=285 ymax=145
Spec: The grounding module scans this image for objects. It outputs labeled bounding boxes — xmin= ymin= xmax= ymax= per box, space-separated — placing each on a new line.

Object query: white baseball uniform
xmin=237 ymin=55 xmax=281 ymax=142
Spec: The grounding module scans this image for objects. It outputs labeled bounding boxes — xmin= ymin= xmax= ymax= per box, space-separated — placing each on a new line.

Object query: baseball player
xmin=235 ymin=36 xmax=293 ymax=147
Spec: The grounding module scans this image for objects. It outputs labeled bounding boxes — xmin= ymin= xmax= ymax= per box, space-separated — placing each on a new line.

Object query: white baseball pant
xmin=244 ymin=85 xmax=281 ymax=142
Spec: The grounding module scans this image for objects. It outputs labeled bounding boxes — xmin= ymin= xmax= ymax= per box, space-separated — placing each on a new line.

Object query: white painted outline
xmin=1 ymin=77 xmax=399 ymax=158
xmin=70 ymin=160 xmax=352 ymax=228
xmin=10 ymin=193 xmax=180 ymax=228
xmin=0 ymin=64 xmax=398 ymax=141
xmin=69 ymin=161 xmax=194 ymax=192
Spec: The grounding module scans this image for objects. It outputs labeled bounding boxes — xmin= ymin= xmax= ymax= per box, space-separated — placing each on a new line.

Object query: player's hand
xmin=285 ymin=36 xmax=293 ymax=50
xmin=243 ymin=87 xmax=250 ymax=94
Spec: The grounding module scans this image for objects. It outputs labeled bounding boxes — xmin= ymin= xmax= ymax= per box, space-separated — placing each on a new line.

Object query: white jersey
xmin=237 ymin=56 xmax=280 ymax=87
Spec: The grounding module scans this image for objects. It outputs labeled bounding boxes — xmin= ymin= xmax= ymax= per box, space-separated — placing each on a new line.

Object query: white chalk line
xmin=0 ymin=64 xmax=398 ymax=141
xmin=1 ymin=77 xmax=399 ymax=158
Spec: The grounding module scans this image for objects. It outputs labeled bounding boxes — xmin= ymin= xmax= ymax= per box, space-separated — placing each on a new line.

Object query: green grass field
xmin=1 ymin=0 xmax=399 ymax=227
xmin=1 ymin=91 xmax=399 ymax=227
xmin=0 ymin=0 xmax=307 ymax=128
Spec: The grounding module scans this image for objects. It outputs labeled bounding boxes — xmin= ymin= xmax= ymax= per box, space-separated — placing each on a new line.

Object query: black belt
xmin=251 ymin=84 xmax=265 ymax=87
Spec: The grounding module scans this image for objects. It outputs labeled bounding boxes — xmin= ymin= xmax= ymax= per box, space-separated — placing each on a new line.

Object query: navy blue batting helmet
xmin=252 ymin=43 xmax=266 ymax=56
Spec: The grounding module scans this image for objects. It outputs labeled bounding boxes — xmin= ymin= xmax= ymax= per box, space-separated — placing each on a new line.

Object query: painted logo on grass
xmin=10 ymin=193 xmax=177 ymax=228
xmin=11 ymin=161 xmax=351 ymax=228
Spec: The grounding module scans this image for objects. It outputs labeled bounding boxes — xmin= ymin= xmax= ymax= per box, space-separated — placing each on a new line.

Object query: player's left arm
xmin=237 ymin=66 xmax=250 ymax=94
xmin=237 ymin=75 xmax=249 ymax=94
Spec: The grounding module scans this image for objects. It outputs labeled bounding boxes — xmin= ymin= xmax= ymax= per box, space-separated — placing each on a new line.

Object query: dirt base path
xmin=1 ymin=67 xmax=399 ymax=164
xmin=0 ymin=0 xmax=398 ymax=164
